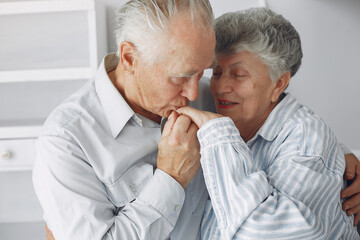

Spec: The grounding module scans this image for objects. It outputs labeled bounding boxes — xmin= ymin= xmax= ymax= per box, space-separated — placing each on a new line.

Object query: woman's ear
xmin=271 ymin=71 xmax=290 ymax=102
xmin=119 ymin=41 xmax=137 ymax=75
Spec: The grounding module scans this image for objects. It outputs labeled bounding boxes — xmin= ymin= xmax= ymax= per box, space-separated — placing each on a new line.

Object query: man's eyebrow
xmin=173 ymin=71 xmax=196 ymax=78
xmin=210 ymin=62 xmax=219 ymax=69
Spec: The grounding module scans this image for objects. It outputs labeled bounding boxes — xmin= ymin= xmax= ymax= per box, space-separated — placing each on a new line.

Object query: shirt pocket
xmin=104 ymin=162 xmax=153 ymax=208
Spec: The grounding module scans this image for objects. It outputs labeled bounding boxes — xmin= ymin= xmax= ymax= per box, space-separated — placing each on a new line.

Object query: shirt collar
xmin=95 ymin=53 xmax=135 ymax=138
xmin=251 ymin=93 xmax=301 ymax=142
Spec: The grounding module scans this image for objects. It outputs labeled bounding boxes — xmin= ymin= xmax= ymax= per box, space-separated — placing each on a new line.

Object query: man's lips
xmin=218 ymin=99 xmax=238 ymax=109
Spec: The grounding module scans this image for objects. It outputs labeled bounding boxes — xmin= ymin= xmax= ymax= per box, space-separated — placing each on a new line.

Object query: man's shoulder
xmin=41 ymin=81 xmax=101 ymax=137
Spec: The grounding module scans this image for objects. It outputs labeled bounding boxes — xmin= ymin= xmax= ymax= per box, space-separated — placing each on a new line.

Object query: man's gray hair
xmin=114 ymin=0 xmax=214 ymax=63
xmin=215 ymin=8 xmax=303 ymax=81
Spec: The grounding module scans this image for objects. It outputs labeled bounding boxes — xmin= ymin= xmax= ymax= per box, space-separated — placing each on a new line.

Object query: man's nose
xmin=182 ymin=77 xmax=199 ymax=102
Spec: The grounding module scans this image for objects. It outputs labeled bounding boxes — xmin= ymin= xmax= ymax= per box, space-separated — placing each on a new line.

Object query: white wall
xmin=266 ymin=0 xmax=360 ymax=152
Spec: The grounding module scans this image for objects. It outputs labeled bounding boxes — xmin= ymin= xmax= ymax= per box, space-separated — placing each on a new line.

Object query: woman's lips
xmin=218 ymin=99 xmax=238 ymax=109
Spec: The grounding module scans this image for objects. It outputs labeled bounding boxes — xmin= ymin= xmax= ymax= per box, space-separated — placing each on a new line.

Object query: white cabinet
xmin=0 ymin=0 xmax=98 ymax=83
xmin=0 ymin=138 xmax=37 ymax=171
xmin=0 ymin=126 xmax=44 ymax=239
xmin=0 ymin=0 xmax=99 ymax=239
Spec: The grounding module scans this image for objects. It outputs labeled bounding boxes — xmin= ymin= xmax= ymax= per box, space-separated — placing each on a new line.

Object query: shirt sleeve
xmin=197 ymin=117 xmax=347 ymax=240
xmin=339 ymin=142 xmax=353 ymax=155
xmin=33 ymin=134 xmax=185 ymax=240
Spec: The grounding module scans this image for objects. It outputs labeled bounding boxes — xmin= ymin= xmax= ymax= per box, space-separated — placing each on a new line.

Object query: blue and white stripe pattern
xmin=198 ymin=93 xmax=359 ymax=240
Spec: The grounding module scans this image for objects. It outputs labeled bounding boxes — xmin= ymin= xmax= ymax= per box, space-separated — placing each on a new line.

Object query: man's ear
xmin=119 ymin=41 xmax=137 ymax=75
xmin=271 ymin=71 xmax=290 ymax=102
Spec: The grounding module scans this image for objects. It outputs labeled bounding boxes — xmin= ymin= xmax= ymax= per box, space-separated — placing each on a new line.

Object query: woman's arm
xmin=177 ymin=106 xmax=357 ymax=239
xmin=197 ymin=117 xmax=353 ymax=239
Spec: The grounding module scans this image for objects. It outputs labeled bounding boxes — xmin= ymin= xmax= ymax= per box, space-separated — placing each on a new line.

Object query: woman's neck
xmin=236 ymin=101 xmax=278 ymax=142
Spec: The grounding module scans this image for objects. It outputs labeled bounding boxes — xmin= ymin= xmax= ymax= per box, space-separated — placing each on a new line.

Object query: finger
xmin=354 ymin=213 xmax=360 ymax=226
xmin=162 ymin=111 xmax=179 ymax=137
xmin=344 ymin=155 xmax=356 ymax=180
xmin=344 ymin=154 xmax=360 ymax=179
xmin=341 ymin=175 xmax=360 ymax=198
xmin=188 ymin=122 xmax=199 ymax=135
xmin=356 ymin=162 xmax=360 ymax=175
xmin=176 ymin=106 xmax=204 ymax=127
xmin=172 ymin=115 xmax=192 ymax=134
xmin=346 ymin=202 xmax=360 ymax=216
xmin=342 ymin=193 xmax=360 ymax=211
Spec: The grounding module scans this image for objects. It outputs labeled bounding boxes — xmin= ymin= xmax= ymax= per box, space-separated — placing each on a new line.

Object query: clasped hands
xmin=157 ymin=107 xmax=221 ymax=189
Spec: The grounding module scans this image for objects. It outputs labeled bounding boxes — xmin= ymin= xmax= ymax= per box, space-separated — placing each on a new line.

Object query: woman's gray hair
xmin=114 ymin=0 xmax=214 ymax=63
xmin=215 ymin=8 xmax=303 ymax=81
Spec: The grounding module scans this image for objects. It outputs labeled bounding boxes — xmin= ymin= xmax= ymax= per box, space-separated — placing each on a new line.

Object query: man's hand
xmin=341 ymin=153 xmax=360 ymax=226
xmin=157 ymin=111 xmax=201 ymax=189
xmin=176 ymin=106 xmax=223 ymax=128
xmin=45 ymin=224 xmax=55 ymax=240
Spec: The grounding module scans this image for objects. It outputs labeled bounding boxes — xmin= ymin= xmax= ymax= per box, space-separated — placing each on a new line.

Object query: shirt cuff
xmin=137 ymin=169 xmax=185 ymax=226
xmin=197 ymin=117 xmax=241 ymax=149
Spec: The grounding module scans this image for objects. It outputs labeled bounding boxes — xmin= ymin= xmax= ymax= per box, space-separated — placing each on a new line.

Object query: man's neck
xmin=108 ymin=68 xmax=162 ymax=124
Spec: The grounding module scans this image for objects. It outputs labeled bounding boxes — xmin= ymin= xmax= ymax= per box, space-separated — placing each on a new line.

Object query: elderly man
xmin=33 ymin=0 xmax=215 ymax=239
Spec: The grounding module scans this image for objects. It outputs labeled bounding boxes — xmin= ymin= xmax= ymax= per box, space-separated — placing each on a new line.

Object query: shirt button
xmin=135 ymin=117 xmax=142 ymax=124
xmin=130 ymin=185 xmax=137 ymax=193
xmin=174 ymin=204 xmax=180 ymax=211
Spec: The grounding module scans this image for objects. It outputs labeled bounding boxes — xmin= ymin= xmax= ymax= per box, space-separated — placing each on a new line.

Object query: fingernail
xmin=344 ymin=205 xmax=349 ymax=210
xmin=346 ymin=173 xmax=354 ymax=178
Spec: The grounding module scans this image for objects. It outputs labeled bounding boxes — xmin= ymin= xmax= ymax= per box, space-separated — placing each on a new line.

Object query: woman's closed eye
xmin=233 ymin=71 xmax=249 ymax=79
xmin=212 ymin=71 xmax=222 ymax=78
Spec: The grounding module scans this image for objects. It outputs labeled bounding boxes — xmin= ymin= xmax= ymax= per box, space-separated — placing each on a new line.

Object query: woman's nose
xmin=216 ymin=75 xmax=233 ymax=94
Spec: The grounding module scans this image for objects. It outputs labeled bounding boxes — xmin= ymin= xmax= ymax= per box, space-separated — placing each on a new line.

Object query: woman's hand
xmin=176 ymin=106 xmax=223 ymax=128
xmin=341 ymin=153 xmax=360 ymax=226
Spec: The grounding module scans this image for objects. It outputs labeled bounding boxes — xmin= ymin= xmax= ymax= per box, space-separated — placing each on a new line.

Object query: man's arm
xmin=33 ymin=134 xmax=185 ymax=240
xmin=45 ymin=224 xmax=55 ymax=240
xmin=33 ymin=112 xmax=203 ymax=240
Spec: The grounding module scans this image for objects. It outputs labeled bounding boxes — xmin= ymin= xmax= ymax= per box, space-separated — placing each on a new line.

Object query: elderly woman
xmin=177 ymin=8 xmax=359 ymax=239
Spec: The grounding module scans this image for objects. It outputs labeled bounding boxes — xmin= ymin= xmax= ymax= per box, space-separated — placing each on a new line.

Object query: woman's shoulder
xmin=283 ymin=102 xmax=340 ymax=162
